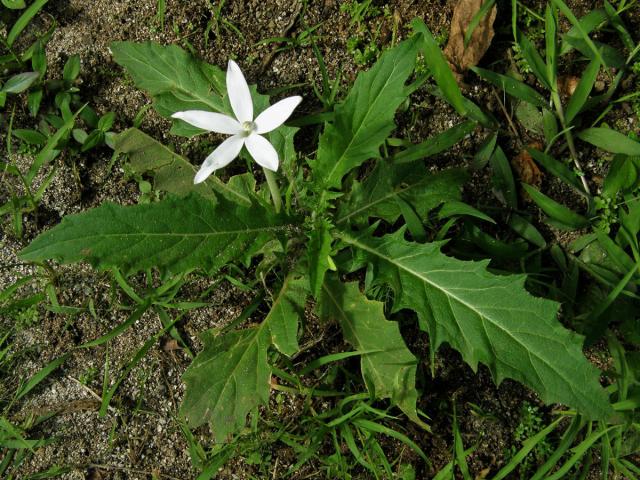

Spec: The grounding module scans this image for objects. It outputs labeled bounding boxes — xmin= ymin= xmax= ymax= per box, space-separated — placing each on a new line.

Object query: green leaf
xmin=340 ymin=229 xmax=612 ymax=420
xmin=438 ymin=200 xmax=496 ymax=224
xmin=559 ymin=9 xmax=607 ymax=55
xmin=318 ymin=278 xmax=424 ymax=426
xmin=264 ymin=273 xmax=307 ymax=356
xmin=516 ymin=30 xmax=551 ymax=90
xmin=12 ymin=128 xmax=47 ymax=145
xmin=515 ymin=101 xmax=544 ymax=135
xmin=543 ymin=108 xmax=558 ymax=145
xmin=63 ymin=55 xmax=80 ymax=83
xmin=312 ymin=36 xmax=419 ymax=190
xmin=526 ymin=148 xmax=586 ymax=194
xmin=565 ymin=59 xmax=600 ymax=124
xmin=110 ymin=41 xmax=227 ymax=120
xmin=412 ymin=19 xmax=467 ymax=115
xmin=545 ymin=4 xmax=558 ymax=88
xmin=550 ymin=0 xmax=607 ymax=68
xmin=6 ymin=0 xmax=48 ymax=47
xmin=577 ymin=128 xmax=640 ymax=156
xmin=112 ymin=128 xmax=253 ymax=206
xmin=2 ymin=0 xmax=27 ymax=9
xmin=1 ymin=71 xmax=39 ymax=93
xmin=181 ymin=327 xmax=270 ymax=441
xmin=490 ymin=146 xmax=517 ymax=209
xmin=522 ymin=184 xmax=590 ymax=229
xmin=603 ymin=155 xmax=638 ymax=198
xmin=181 ymin=273 xmax=306 ymax=441
xmin=392 ymin=121 xmax=476 ymax=164
xmin=336 ymin=163 xmax=466 ymax=226
xmin=308 ymin=219 xmax=334 ymax=299
xmin=19 ymin=193 xmax=288 ymax=276
xmin=471 ymin=67 xmax=548 ymax=109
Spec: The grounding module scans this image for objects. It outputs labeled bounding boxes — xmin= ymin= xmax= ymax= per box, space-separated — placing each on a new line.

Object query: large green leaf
xmin=307 ymin=218 xmax=334 ymax=299
xmin=264 ymin=273 xmax=307 ymax=356
xmin=112 ymin=42 xmax=299 ymax=164
xmin=318 ymin=278 xmax=424 ymax=426
xmin=336 ymin=162 xmax=466 ymax=226
xmin=312 ymin=37 xmax=419 ymax=190
xmin=19 ymin=193 xmax=288 ymax=276
xmin=113 ymin=128 xmax=253 ymax=206
xmin=110 ymin=41 xmax=227 ymax=121
xmin=340 ymin=229 xmax=612 ymax=420
xmin=181 ymin=273 xmax=307 ymax=441
xmin=181 ymin=327 xmax=270 ymax=442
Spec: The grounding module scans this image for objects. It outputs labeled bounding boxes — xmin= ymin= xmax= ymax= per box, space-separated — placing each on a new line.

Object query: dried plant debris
xmin=444 ymin=0 xmax=497 ymax=82
xmin=512 ymin=143 xmax=543 ymax=189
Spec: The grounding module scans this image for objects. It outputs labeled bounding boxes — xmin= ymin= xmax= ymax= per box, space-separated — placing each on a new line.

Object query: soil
xmin=1 ymin=0 xmax=638 ymax=479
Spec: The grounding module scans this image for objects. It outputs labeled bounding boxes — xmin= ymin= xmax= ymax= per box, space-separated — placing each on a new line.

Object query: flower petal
xmin=227 ymin=60 xmax=253 ymax=123
xmin=193 ymin=134 xmax=245 ymax=184
xmin=245 ymin=134 xmax=279 ymax=171
xmin=171 ymin=111 xmax=241 ymax=134
xmin=255 ymin=96 xmax=302 ymax=134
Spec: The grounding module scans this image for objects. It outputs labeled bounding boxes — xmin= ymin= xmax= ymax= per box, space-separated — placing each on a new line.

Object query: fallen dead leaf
xmin=444 ymin=0 xmax=497 ymax=83
xmin=558 ymin=75 xmax=580 ymax=96
xmin=162 ymin=339 xmax=180 ymax=351
xmin=512 ymin=143 xmax=543 ymax=188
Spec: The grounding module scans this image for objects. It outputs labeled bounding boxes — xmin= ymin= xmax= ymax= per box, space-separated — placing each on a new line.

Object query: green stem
xmin=263 ymin=167 xmax=282 ymax=213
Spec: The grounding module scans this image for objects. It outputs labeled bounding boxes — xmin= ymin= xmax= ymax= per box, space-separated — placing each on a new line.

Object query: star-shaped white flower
xmin=171 ymin=60 xmax=302 ymax=184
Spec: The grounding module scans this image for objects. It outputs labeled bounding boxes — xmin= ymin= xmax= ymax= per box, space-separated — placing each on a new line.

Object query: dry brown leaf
xmin=162 ymin=339 xmax=180 ymax=351
xmin=512 ymin=143 xmax=543 ymax=189
xmin=557 ymin=75 xmax=580 ymax=96
xmin=444 ymin=0 xmax=497 ymax=82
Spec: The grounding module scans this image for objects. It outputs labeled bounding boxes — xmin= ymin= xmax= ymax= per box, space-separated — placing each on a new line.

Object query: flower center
xmin=241 ymin=120 xmax=257 ymax=136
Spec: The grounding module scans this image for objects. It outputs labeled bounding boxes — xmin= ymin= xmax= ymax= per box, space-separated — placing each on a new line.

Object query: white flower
xmin=171 ymin=60 xmax=302 ymax=184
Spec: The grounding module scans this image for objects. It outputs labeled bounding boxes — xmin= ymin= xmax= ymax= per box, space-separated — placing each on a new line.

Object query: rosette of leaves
xmin=20 ymin=31 xmax=612 ymax=442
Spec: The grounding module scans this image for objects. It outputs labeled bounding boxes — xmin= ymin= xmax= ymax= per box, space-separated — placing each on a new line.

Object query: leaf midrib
xmin=322 ymin=55 xmax=407 ymax=187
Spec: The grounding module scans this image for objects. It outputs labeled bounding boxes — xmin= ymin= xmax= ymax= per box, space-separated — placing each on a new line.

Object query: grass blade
xmin=545 ymin=425 xmax=618 ymax=480
xmin=526 ymin=148 xmax=586 ymax=194
xmin=463 ymin=0 xmax=497 ymax=47
xmin=493 ymin=417 xmax=564 ymax=480
xmin=577 ymin=128 xmax=640 ymax=155
xmin=393 ymin=121 xmax=476 ymax=164
xmin=412 ymin=19 xmax=466 ymax=115
xmin=551 ymin=0 xmax=607 ymax=68
xmin=516 ymin=30 xmax=551 ymax=90
xmin=531 ymin=415 xmax=584 ymax=480
xmin=15 ymin=353 xmax=69 ymax=401
xmin=565 ymin=59 xmax=601 ymax=124
xmin=521 ymin=184 xmax=590 ymax=229
xmin=471 ymin=67 xmax=548 ymax=108
xmin=7 ymin=0 xmax=48 ymax=46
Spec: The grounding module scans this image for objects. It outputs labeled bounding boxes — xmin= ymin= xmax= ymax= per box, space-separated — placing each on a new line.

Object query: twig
xmin=491 ymin=87 xmax=521 ymax=143
xmin=68 ymin=376 xmax=117 ymax=413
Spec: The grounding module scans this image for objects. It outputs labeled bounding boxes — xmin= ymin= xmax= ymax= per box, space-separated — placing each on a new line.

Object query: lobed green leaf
xmin=181 ymin=273 xmax=307 ymax=441
xmin=312 ymin=36 xmax=419 ymax=190
xmin=19 ymin=193 xmax=289 ymax=276
xmin=336 ymin=163 xmax=466 ymax=226
xmin=318 ymin=278 xmax=424 ymax=427
xmin=110 ymin=41 xmax=226 ymax=120
xmin=340 ymin=229 xmax=612 ymax=420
